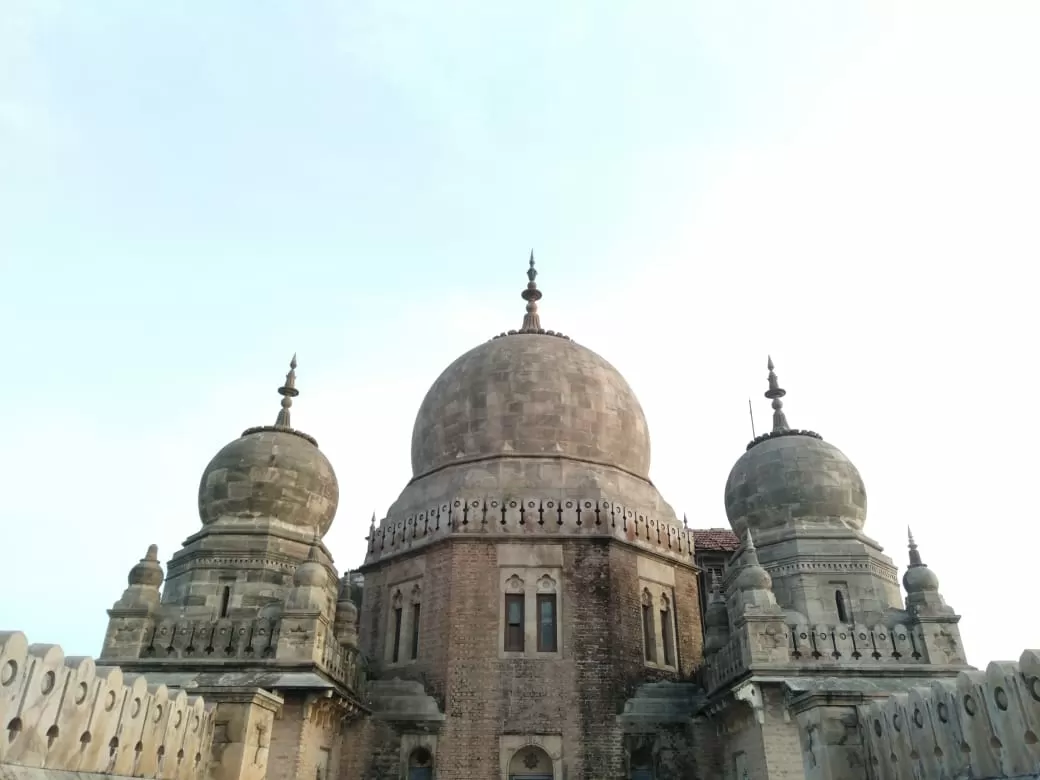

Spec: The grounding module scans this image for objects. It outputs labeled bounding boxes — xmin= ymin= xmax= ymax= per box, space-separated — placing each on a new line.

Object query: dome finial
xmin=520 ymin=249 xmax=543 ymax=332
xmin=275 ymin=353 xmax=300 ymax=428
xmin=765 ymin=355 xmax=790 ymax=433
xmin=907 ymin=526 xmax=924 ymax=567
xmin=744 ymin=529 xmax=759 ymax=560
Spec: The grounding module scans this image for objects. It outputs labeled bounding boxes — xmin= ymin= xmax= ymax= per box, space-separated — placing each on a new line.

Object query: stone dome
xmin=410 ymin=332 xmax=651 ymax=480
xmin=198 ymin=427 xmax=339 ymax=536
xmin=725 ymin=356 xmax=866 ymax=539
xmin=199 ymin=358 xmax=339 ymax=537
xmin=725 ymin=432 xmax=866 ymax=539
xmin=127 ymin=544 xmax=164 ymax=588
xmin=903 ymin=531 xmax=940 ymax=593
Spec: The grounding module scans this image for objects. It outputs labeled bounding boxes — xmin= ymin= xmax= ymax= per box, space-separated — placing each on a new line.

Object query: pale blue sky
xmin=2 ymin=3 xmax=1038 ymax=664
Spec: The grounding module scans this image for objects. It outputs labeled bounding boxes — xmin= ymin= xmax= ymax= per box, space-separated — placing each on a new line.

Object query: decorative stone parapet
xmin=364 ymin=495 xmax=694 ymax=566
xmin=138 ymin=619 xmax=281 ymax=660
xmin=0 ymin=631 xmax=212 ymax=779
xmin=859 ymin=649 xmax=1040 ymax=779
xmin=702 ymin=621 xmax=946 ymax=693
xmin=786 ymin=622 xmax=930 ymax=664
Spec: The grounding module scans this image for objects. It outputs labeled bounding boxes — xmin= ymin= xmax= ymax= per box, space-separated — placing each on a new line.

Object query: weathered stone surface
xmin=725 ymin=433 xmax=867 ymax=538
xmin=411 ymin=332 xmax=651 ymax=479
xmin=198 ymin=428 xmax=339 ymax=537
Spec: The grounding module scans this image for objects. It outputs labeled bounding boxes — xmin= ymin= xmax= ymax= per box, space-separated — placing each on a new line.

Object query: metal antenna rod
xmin=749 ymin=398 xmax=756 ymax=438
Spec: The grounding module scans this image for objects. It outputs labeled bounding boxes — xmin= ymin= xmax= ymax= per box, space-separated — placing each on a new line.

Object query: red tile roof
xmin=693 ymin=528 xmax=739 ymax=552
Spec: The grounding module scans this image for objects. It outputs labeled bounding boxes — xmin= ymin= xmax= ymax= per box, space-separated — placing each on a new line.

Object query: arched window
xmin=390 ymin=589 xmax=404 ymax=663
xmin=630 ymin=745 xmax=654 ymax=780
xmin=835 ymin=590 xmax=849 ymax=623
xmin=410 ymin=584 xmax=422 ymax=660
xmin=659 ymin=593 xmax=674 ymax=667
xmin=641 ymin=589 xmax=656 ymax=662
xmin=219 ymin=586 xmax=231 ymax=618
xmin=508 ymin=745 xmax=553 ymax=780
xmin=408 ymin=747 xmax=433 ymax=780
xmin=536 ymin=574 xmax=558 ymax=653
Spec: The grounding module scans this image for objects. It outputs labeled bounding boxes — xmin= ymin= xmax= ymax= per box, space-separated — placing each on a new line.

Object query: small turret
xmin=334 ymin=573 xmax=359 ymax=648
xmin=703 ymin=570 xmax=731 ymax=655
xmin=115 ymin=545 xmax=164 ymax=609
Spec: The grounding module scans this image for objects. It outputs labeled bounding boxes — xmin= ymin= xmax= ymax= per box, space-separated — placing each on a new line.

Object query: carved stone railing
xmin=319 ymin=633 xmax=367 ymax=698
xmin=0 ymin=630 xmax=212 ymax=779
xmin=702 ymin=621 xmax=935 ymax=694
xmin=140 ymin=618 xmax=280 ymax=660
xmin=787 ymin=623 xmax=928 ymax=665
xmin=703 ymin=633 xmax=748 ymax=692
xmin=365 ymin=495 xmax=695 ymax=565
xmin=859 ymin=649 xmax=1040 ymax=779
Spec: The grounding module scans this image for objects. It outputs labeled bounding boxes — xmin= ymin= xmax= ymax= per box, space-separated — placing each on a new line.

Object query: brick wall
xmin=356 ymin=537 xmax=704 ymax=779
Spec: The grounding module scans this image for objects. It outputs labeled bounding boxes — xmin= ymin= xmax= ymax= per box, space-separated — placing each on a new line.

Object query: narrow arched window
xmin=219 ymin=586 xmax=231 ymax=618
xmin=659 ymin=594 xmax=675 ymax=667
xmin=641 ymin=589 xmax=656 ymax=662
xmin=835 ymin=590 xmax=849 ymax=623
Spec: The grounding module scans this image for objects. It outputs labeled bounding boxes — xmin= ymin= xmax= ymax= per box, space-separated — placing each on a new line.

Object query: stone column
xmin=198 ymin=687 xmax=283 ymax=780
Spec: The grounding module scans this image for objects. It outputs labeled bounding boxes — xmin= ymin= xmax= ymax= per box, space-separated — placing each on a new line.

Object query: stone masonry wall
xmin=0 ymin=631 xmax=212 ymax=780
xmin=859 ymin=648 xmax=1040 ymax=779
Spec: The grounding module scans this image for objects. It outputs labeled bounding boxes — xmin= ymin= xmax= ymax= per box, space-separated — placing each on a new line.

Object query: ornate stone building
xmin=2 ymin=258 xmax=1039 ymax=780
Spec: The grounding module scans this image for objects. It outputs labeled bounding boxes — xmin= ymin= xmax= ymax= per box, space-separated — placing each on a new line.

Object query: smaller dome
xmin=197 ymin=357 xmax=340 ymax=537
xmin=732 ymin=534 xmax=773 ymax=592
xmin=903 ymin=529 xmax=940 ymax=593
xmin=128 ymin=544 xmax=164 ymax=588
xmin=733 ymin=562 xmax=772 ymax=593
xmin=294 ymin=545 xmax=328 ymax=588
xmin=903 ymin=565 xmax=940 ymax=594
xmin=198 ymin=428 xmax=339 ymax=536
xmin=725 ymin=359 xmax=866 ymax=538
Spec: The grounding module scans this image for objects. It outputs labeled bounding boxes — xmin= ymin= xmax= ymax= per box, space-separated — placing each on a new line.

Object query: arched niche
xmin=408 ymin=746 xmax=433 ymax=780
xmin=508 ymin=745 xmax=554 ymax=779
xmin=629 ymin=744 xmax=654 ymax=779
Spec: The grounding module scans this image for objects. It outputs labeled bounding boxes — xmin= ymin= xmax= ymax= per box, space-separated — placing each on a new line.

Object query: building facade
xmin=2 ymin=259 xmax=1038 ymax=780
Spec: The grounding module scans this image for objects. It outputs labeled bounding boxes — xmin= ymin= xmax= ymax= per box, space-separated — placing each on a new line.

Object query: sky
xmin=1 ymin=2 xmax=1038 ymax=666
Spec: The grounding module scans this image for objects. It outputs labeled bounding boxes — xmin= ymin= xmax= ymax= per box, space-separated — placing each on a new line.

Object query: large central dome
xmin=410 ymin=332 xmax=651 ymax=480
xmin=409 ymin=253 xmax=651 ymax=482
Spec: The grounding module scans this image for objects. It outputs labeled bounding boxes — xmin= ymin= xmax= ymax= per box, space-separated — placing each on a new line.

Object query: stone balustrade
xmin=859 ymin=649 xmax=1040 ymax=779
xmin=319 ymin=634 xmax=367 ymax=698
xmin=364 ymin=495 xmax=695 ymax=565
xmin=703 ymin=621 xmax=934 ymax=693
xmin=0 ymin=630 xmax=212 ymax=779
xmin=787 ymin=622 xmax=927 ymax=665
xmin=139 ymin=619 xmax=280 ymax=660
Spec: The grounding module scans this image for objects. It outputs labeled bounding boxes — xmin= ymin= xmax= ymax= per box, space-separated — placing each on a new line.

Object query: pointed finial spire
xmin=275 ymin=354 xmax=299 ymax=428
xmin=370 ymin=511 xmax=377 ymax=528
xmin=744 ymin=529 xmax=761 ymax=564
xmin=907 ymin=527 xmax=924 ymax=567
xmin=765 ymin=355 xmax=790 ymax=433
xmin=520 ymin=250 xmax=543 ymax=332
xmin=683 ymin=513 xmax=689 ymax=530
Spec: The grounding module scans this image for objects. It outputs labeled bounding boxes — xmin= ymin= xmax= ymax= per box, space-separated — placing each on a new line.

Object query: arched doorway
xmin=630 ymin=745 xmax=654 ymax=779
xmin=508 ymin=745 xmax=553 ymax=780
xmin=408 ymin=747 xmax=433 ymax=780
